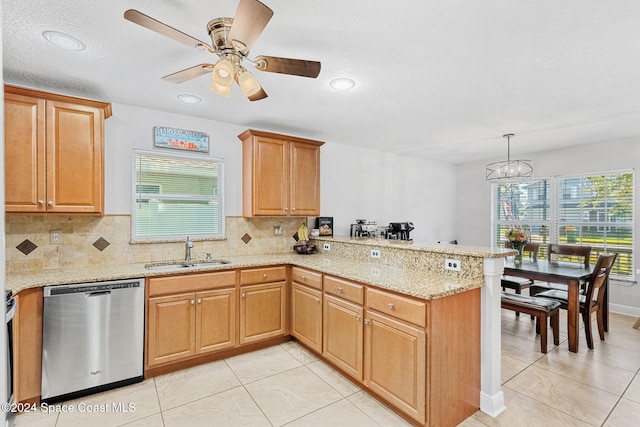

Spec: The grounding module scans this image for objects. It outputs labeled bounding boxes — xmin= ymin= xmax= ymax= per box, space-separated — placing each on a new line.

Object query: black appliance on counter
xmin=350 ymin=219 xmax=378 ymax=238
xmin=386 ymin=222 xmax=415 ymax=241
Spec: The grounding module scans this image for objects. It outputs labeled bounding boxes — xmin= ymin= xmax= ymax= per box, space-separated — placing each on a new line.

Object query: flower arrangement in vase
xmin=506 ymin=227 xmax=529 ymax=265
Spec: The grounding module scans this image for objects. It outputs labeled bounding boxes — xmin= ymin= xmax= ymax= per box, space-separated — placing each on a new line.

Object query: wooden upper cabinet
xmin=238 ymin=129 xmax=324 ymax=217
xmin=4 ymin=86 xmax=111 ymax=214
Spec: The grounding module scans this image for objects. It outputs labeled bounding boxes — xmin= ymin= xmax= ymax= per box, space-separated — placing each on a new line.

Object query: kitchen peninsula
xmin=7 ymin=236 xmax=511 ymax=427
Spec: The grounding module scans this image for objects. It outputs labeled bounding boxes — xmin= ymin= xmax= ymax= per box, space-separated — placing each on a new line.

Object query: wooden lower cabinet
xmin=364 ymin=310 xmax=426 ymax=424
xmin=291 ymin=283 xmax=323 ymax=353
xmin=12 ymin=287 xmax=44 ymax=404
xmin=240 ymin=281 xmax=287 ymax=344
xmin=322 ymin=294 xmax=364 ymax=381
xmin=147 ymin=288 xmax=237 ymax=367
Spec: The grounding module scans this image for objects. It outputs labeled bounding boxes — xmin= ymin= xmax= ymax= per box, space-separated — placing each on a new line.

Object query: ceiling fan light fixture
xmin=212 ymin=59 xmax=234 ymax=86
xmin=237 ymin=68 xmax=261 ymax=97
xmin=42 ymin=31 xmax=86 ymax=51
xmin=486 ymin=133 xmax=534 ymax=182
xmin=210 ymin=80 xmax=231 ymax=97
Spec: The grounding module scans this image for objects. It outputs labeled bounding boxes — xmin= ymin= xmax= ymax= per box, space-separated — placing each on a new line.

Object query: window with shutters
xmin=492 ymin=171 xmax=634 ymax=280
xmin=132 ymin=150 xmax=224 ymax=241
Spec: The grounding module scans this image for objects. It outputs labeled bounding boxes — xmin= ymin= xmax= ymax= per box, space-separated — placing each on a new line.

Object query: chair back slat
xmin=506 ymin=241 xmax=540 ymax=261
xmin=584 ymin=253 xmax=618 ymax=307
xmin=548 ymin=244 xmax=592 ymax=267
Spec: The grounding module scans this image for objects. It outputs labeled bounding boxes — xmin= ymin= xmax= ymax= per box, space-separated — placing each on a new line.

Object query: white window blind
xmin=132 ymin=150 xmax=224 ymax=240
xmin=492 ymin=171 xmax=634 ymax=280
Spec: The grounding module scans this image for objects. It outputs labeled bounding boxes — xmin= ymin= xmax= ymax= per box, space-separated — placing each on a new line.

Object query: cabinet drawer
xmin=240 ymin=266 xmax=287 ymax=285
xmin=324 ymin=276 xmax=364 ymax=305
xmin=291 ymin=267 xmax=322 ymax=290
xmin=148 ymin=270 xmax=236 ymax=297
xmin=366 ymin=288 xmax=427 ymax=327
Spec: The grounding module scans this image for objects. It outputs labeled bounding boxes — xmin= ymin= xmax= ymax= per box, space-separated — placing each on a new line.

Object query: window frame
xmin=131 ymin=149 xmax=225 ymax=242
xmin=491 ymin=169 xmax=634 ymax=281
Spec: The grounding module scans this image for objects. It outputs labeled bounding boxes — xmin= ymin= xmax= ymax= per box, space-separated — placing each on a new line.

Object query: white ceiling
xmin=4 ymin=0 xmax=640 ymax=164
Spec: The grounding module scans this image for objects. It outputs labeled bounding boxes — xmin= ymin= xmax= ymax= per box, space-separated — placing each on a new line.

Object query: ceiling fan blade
xmin=162 ymin=64 xmax=215 ymax=83
xmin=227 ymin=0 xmax=274 ymax=55
xmin=124 ymin=9 xmax=213 ymax=51
xmin=253 ymin=56 xmax=321 ymax=78
xmin=248 ymin=87 xmax=268 ymax=101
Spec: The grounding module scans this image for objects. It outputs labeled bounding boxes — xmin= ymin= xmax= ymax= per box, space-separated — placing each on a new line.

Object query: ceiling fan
xmin=124 ymin=0 xmax=321 ymax=101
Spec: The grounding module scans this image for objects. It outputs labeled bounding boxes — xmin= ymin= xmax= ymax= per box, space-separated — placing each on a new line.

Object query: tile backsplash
xmin=5 ymin=214 xmax=304 ymax=273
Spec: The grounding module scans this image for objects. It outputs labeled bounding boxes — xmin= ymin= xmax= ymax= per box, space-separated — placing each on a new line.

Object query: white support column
xmin=480 ymin=256 xmax=506 ymax=417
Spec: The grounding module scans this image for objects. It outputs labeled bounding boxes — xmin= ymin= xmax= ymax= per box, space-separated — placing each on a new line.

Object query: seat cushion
xmin=534 ymin=289 xmax=589 ymax=308
xmin=501 ymin=291 xmax=562 ymax=312
xmin=501 ymin=275 xmax=533 ymax=290
xmin=530 ymin=282 xmax=568 ymax=293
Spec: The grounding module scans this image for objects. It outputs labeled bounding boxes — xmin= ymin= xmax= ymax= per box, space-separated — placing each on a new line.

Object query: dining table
xmin=503 ymin=259 xmax=596 ymax=353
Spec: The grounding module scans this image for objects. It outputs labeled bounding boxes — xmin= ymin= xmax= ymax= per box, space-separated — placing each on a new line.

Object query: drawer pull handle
xmin=337 ymin=287 xmax=343 ymax=292
xmin=387 ymin=303 xmax=394 ymax=309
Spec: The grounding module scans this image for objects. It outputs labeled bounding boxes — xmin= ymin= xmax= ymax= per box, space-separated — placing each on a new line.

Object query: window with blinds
xmin=492 ymin=171 xmax=634 ymax=280
xmin=132 ymin=150 xmax=224 ymax=240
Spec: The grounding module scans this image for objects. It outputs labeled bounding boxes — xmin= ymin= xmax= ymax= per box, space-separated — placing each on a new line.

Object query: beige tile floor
xmin=13 ymin=312 xmax=640 ymax=427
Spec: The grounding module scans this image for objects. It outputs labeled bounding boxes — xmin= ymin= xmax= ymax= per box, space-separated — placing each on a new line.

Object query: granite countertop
xmin=6 ymin=252 xmax=488 ymax=300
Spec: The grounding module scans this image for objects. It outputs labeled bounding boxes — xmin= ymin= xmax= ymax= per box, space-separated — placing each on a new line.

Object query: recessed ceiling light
xmin=177 ymin=93 xmax=202 ymax=104
xmin=330 ymin=78 xmax=355 ymax=90
xmin=42 ymin=31 xmax=86 ymax=51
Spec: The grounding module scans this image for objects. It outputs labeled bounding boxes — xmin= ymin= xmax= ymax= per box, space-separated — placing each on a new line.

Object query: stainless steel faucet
xmin=185 ymin=237 xmax=194 ymax=262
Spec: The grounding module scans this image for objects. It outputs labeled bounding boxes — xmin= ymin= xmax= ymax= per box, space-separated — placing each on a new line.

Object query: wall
xmin=456 ymin=138 xmax=640 ymax=315
xmin=104 ymin=103 xmax=458 ymax=243
xmin=5 ymin=101 xmax=459 ymax=271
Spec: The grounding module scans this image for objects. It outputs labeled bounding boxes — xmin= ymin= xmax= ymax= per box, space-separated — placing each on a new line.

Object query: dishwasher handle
xmin=87 ymin=290 xmax=111 ymax=297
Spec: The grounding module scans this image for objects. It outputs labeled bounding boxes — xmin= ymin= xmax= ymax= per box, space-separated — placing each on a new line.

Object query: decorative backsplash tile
xmin=92 ymin=237 xmax=111 ymax=252
xmin=5 ymin=214 xmax=301 ymax=273
xmin=16 ymin=239 xmax=38 ymax=256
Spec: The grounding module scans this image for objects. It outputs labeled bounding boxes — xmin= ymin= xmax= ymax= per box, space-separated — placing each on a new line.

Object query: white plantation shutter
xmin=132 ymin=150 xmax=224 ymax=240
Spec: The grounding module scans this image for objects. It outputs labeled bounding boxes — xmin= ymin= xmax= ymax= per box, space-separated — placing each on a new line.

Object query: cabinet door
xmin=147 ymin=293 xmax=196 ymax=366
xmin=364 ymin=310 xmax=426 ymax=424
xmin=46 ymin=100 xmax=104 ymax=213
xmin=196 ymin=288 xmax=237 ymax=354
xmin=4 ymin=93 xmax=46 ymax=212
xmin=240 ymin=282 xmax=286 ymax=344
xmin=252 ymin=136 xmax=288 ymax=215
xmin=289 ymin=141 xmax=321 ymax=216
xmin=323 ymin=294 xmax=363 ymax=381
xmin=291 ymin=283 xmax=322 ymax=353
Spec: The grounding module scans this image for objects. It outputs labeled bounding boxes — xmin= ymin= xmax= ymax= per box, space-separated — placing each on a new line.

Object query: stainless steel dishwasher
xmin=41 ymin=278 xmax=145 ymax=402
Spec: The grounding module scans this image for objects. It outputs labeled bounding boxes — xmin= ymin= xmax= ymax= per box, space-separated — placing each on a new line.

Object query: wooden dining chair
xmin=502 ymin=242 xmax=540 ymax=317
xmin=535 ymin=253 xmax=617 ymax=349
xmin=529 ymin=244 xmax=592 ymax=297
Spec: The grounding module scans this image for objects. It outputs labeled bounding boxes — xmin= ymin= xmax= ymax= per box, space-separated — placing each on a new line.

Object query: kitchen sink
xmin=144 ymin=259 xmax=231 ymax=271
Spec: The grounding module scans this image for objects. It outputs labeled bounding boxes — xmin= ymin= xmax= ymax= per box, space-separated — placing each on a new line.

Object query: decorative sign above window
xmin=153 ymin=126 xmax=209 ymax=153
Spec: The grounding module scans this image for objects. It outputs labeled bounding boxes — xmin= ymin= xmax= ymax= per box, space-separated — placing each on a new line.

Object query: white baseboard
xmin=610 ymin=303 xmax=640 ymax=317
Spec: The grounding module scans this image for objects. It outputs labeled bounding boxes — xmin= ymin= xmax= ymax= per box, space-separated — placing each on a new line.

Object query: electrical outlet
xmin=323 ymin=243 xmax=331 ymax=251
xmin=371 ymin=249 xmax=381 ymax=258
xmin=445 ymin=258 xmax=461 ymax=271
xmin=636 ymin=269 xmax=640 ymax=275
xmin=50 ymin=229 xmax=62 ymax=245
xmin=371 ymin=267 xmax=380 ymax=276
xmin=323 ymin=258 xmax=331 ymax=265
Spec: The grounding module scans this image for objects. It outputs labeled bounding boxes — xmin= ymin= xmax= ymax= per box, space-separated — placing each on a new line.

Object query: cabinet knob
xmin=47 ymin=200 xmax=53 ymax=206
xmin=337 ymin=287 xmax=343 ymax=292
xmin=263 ymin=273 xmax=267 ymax=279
xmin=292 ymin=207 xmax=296 ymax=211
xmin=191 ymin=300 xmax=195 ymax=305
xmin=197 ymin=298 xmax=201 ymax=304
xmin=315 ymin=297 xmax=320 ymax=303
xmin=355 ymin=314 xmax=361 ymax=320
xmin=284 ymin=207 xmax=288 ymax=211
xmin=387 ymin=303 xmax=394 ymax=309
xmin=242 ymin=292 xmax=246 ymax=298
xmin=38 ymin=200 xmax=44 ymax=206
xmin=364 ymin=319 xmax=369 ymax=325
xmin=301 ymin=275 xmax=306 ymax=280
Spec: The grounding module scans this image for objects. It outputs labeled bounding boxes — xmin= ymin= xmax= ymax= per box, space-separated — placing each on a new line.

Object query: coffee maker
xmin=386 ymin=222 xmax=414 ymax=241
xmin=350 ymin=219 xmax=378 ymax=237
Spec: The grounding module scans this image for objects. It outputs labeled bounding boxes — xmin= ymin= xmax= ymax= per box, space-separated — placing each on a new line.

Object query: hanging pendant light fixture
xmin=486 ymin=133 xmax=533 ymax=181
